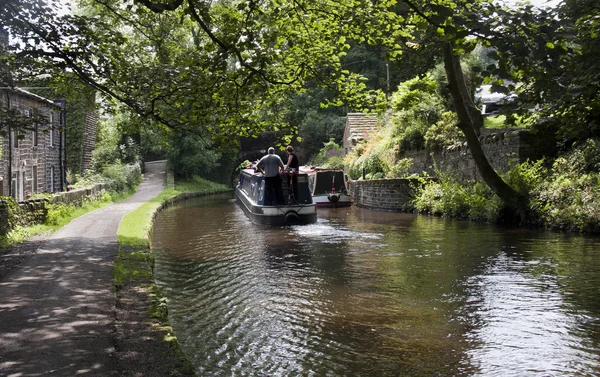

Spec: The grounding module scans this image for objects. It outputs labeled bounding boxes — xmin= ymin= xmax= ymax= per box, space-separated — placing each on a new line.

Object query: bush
xmin=414 ymin=141 xmax=600 ymax=232
xmin=0 ymin=196 xmax=19 ymax=237
xmin=45 ymin=202 xmax=74 ymax=226
xmin=526 ymin=141 xmax=600 ymax=232
xmin=308 ymin=139 xmax=345 ymax=169
xmin=167 ymin=132 xmax=220 ymax=179
xmin=424 ymin=111 xmax=464 ymax=150
xmin=101 ymin=163 xmax=142 ymax=192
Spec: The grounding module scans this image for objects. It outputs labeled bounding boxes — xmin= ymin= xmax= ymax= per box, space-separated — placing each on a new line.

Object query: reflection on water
xmin=151 ymin=193 xmax=600 ymax=376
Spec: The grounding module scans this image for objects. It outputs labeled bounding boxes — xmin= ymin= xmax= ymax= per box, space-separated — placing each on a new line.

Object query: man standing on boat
xmin=284 ymin=145 xmax=299 ymax=202
xmin=256 ymin=147 xmax=285 ymax=205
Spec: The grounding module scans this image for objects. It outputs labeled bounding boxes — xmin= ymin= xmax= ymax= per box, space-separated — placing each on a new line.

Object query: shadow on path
xmin=0 ymin=166 xmax=165 ymax=376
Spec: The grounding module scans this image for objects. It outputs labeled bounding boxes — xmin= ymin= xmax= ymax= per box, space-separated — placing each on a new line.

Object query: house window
xmin=49 ymin=166 xmax=54 ymax=193
xmin=12 ymin=128 xmax=19 ymax=148
xmin=33 ymin=124 xmax=38 ymax=147
xmin=33 ymin=166 xmax=38 ymax=193
xmin=49 ymin=113 xmax=54 ymax=147
xmin=11 ymin=172 xmax=17 ymax=199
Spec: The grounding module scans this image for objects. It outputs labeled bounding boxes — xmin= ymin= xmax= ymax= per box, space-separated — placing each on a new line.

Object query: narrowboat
xmin=236 ymin=168 xmax=317 ymax=226
xmin=301 ymin=167 xmax=352 ymax=208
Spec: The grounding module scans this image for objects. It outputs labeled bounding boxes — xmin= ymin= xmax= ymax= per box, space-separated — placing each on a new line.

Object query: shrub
xmin=308 ymin=139 xmax=345 ymax=169
xmin=0 ymin=196 xmax=19 ymax=237
xmin=101 ymin=163 xmax=142 ymax=192
xmin=387 ymin=158 xmax=413 ymax=178
xmin=45 ymin=202 xmax=74 ymax=226
xmin=424 ymin=111 xmax=464 ymax=150
xmin=414 ymin=175 xmax=503 ymax=223
xmin=526 ymin=141 xmax=600 ymax=232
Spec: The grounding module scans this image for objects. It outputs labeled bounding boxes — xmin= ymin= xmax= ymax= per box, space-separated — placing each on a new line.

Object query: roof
xmin=345 ymin=113 xmax=378 ymax=142
xmin=0 ymin=86 xmax=63 ymax=109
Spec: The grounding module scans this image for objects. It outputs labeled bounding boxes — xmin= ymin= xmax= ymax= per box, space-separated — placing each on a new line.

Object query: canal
xmin=151 ymin=193 xmax=600 ymax=376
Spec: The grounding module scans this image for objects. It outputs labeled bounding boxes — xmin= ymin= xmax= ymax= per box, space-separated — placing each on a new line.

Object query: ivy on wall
xmin=0 ymin=196 xmax=19 ymax=237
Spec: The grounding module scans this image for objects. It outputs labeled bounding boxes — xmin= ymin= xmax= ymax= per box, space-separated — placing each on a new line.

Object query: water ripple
xmin=151 ymin=195 xmax=600 ymax=377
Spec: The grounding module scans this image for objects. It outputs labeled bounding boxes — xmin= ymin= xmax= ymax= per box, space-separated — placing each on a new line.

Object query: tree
xmin=1 ymin=0 xmax=377 ymax=143
xmin=2 ymin=0 xmax=580 ymax=212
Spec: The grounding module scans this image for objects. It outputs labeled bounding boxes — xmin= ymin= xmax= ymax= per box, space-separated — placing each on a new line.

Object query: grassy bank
xmin=0 ymin=189 xmax=134 ymax=250
xmin=114 ymin=176 xmax=231 ymax=376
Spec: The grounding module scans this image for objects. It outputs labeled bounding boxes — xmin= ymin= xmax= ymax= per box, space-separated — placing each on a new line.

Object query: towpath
xmin=0 ymin=162 xmax=165 ymax=376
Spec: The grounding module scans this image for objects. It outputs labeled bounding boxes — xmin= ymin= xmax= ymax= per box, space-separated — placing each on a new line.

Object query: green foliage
xmin=119 ymin=136 xmax=141 ymax=166
xmin=527 ymin=139 xmax=600 ymax=232
xmin=45 ymin=202 xmax=73 ymax=226
xmin=174 ymin=176 xmax=230 ymax=194
xmin=101 ymin=163 xmax=142 ymax=193
xmin=424 ymin=112 xmax=464 ymax=150
xmin=388 ymin=158 xmax=413 ymax=179
xmin=414 ymin=139 xmax=600 ymax=232
xmin=297 ymin=109 xmax=346 ymax=162
xmin=0 ymin=196 xmax=19 ymax=237
xmin=345 ymin=74 xmax=454 ymax=180
xmin=307 ymin=139 xmax=345 ymax=169
xmin=345 ymin=139 xmax=389 ymax=180
xmin=90 ymin=116 xmax=126 ymax=173
xmin=414 ymin=176 xmax=503 ymax=222
xmin=166 ymin=132 xmax=220 ymax=180
xmin=90 ymin=133 xmax=141 ymax=178
xmin=388 ymin=75 xmax=447 ymax=151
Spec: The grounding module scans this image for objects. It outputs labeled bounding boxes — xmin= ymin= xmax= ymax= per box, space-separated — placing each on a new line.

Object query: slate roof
xmin=345 ymin=112 xmax=378 ymax=143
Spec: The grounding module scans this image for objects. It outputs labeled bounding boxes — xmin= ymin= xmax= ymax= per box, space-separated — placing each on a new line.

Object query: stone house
xmin=0 ymin=87 xmax=66 ymax=200
xmin=343 ymin=113 xmax=378 ymax=156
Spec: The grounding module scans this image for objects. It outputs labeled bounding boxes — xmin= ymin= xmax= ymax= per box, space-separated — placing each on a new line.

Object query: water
xmin=151 ymin=193 xmax=600 ymax=376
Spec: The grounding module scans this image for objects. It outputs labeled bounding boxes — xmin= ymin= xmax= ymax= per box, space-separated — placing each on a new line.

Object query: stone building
xmin=343 ymin=113 xmax=378 ymax=156
xmin=0 ymin=87 xmax=66 ymax=200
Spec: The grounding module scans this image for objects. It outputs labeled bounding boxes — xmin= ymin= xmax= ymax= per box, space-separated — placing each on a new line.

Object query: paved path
xmin=0 ymin=164 xmax=165 ymax=376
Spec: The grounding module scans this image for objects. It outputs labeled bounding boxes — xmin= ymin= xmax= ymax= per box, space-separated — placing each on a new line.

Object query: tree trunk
xmin=442 ymin=42 xmax=523 ymax=209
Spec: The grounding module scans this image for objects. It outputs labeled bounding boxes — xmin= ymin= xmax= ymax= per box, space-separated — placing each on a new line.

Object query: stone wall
xmin=348 ymin=128 xmax=555 ymax=212
xmin=404 ymin=129 xmax=555 ymax=181
xmin=348 ymin=178 xmax=422 ymax=212
xmin=80 ymin=111 xmax=98 ymax=174
xmin=0 ymin=182 xmax=108 ymax=236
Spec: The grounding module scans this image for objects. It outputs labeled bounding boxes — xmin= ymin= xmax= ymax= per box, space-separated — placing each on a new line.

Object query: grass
xmin=114 ymin=175 xmax=231 ymax=376
xmin=483 ymin=114 xmax=531 ymax=129
xmin=115 ymin=176 xmax=230 ymax=285
xmin=0 ymin=189 xmax=134 ymax=250
xmin=174 ymin=175 xmax=231 ymax=193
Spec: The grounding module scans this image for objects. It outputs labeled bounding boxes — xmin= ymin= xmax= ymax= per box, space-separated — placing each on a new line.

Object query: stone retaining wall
xmin=348 ymin=179 xmax=422 ymax=212
xmin=404 ymin=129 xmax=555 ymax=181
xmin=348 ymin=129 xmax=555 ymax=212
xmin=0 ymin=182 xmax=109 ymax=236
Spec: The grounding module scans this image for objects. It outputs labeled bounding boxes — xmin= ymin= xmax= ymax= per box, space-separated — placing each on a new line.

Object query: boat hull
xmin=312 ymin=194 xmax=352 ymax=208
xmin=302 ymin=168 xmax=353 ymax=208
xmin=235 ymin=168 xmax=317 ymax=226
xmin=236 ymin=187 xmax=317 ymax=226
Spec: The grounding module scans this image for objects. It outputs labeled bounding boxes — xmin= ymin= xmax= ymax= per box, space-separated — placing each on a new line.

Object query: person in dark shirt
xmin=284 ymin=145 xmax=299 ymax=202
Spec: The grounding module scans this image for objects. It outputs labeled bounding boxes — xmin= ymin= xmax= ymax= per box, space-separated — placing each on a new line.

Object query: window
xmin=33 ymin=124 xmax=38 ymax=147
xmin=11 ymin=172 xmax=17 ymax=199
xmin=49 ymin=166 xmax=54 ymax=193
xmin=33 ymin=166 xmax=38 ymax=193
xmin=49 ymin=113 xmax=54 ymax=146
xmin=11 ymin=128 xmax=18 ymax=148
